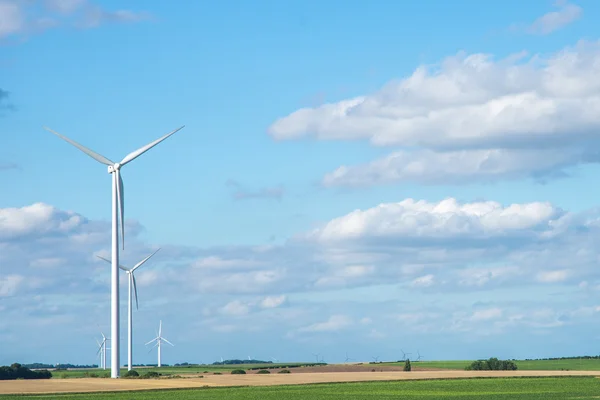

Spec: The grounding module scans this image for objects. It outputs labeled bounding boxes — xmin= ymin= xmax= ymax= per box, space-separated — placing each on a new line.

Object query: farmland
xmin=1 ymin=376 xmax=600 ymax=399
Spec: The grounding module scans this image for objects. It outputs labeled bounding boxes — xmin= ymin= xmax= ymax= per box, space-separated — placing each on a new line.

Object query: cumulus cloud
xmin=3 ymin=198 xmax=600 ymax=363
xmin=306 ymin=198 xmax=559 ymax=243
xmin=269 ymin=40 xmax=600 ymax=187
xmin=0 ymin=0 xmax=149 ymax=40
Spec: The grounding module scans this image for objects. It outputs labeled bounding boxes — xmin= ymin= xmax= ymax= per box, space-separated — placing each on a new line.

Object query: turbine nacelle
xmin=107 ymin=163 xmax=122 ymax=174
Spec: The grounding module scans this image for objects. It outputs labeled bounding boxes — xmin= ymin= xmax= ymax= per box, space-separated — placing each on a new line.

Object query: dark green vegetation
xmin=465 ymin=358 xmax=517 ymax=371
xmin=403 ymin=359 xmax=411 ymax=372
xmin=2 ymin=377 xmax=600 ymax=399
xmin=0 ymin=364 xmax=51 ymax=380
xmin=256 ymin=369 xmax=271 ymax=374
xmin=230 ymin=369 xmax=246 ymax=375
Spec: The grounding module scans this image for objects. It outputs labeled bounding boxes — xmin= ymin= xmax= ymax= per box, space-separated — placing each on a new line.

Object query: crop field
xmin=382 ymin=358 xmax=600 ymax=371
xmin=1 ymin=377 xmax=600 ymax=399
xmin=49 ymin=363 xmax=314 ymax=378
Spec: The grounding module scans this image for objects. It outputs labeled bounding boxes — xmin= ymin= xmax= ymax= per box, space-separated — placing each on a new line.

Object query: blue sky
xmin=2 ymin=0 xmax=600 ymax=366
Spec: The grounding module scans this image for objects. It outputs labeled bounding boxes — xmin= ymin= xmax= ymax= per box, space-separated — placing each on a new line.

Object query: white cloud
xmin=221 ymin=300 xmax=251 ymax=316
xmin=260 ymin=295 xmax=287 ymax=308
xmin=3 ymin=200 xmax=600 ymax=363
xmin=470 ymin=308 xmax=503 ymax=321
xmin=0 ymin=274 xmax=24 ymax=296
xmin=411 ymin=274 xmax=435 ymax=288
xmin=269 ymin=40 xmax=600 ymax=187
xmin=308 ymin=198 xmax=559 ymax=242
xmin=536 ymin=269 xmax=570 ymax=283
xmin=527 ymin=1 xmax=582 ymax=35
xmin=298 ymin=315 xmax=352 ymax=332
xmin=0 ymin=0 xmax=148 ymax=39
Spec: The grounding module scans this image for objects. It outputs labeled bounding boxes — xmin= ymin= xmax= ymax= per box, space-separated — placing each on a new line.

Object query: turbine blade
xmin=132 ymin=273 xmax=139 ymax=310
xmin=159 ymin=320 xmax=162 ymax=337
xmin=148 ymin=342 xmax=159 ymax=353
xmin=162 ymin=337 xmax=174 ymax=347
xmin=145 ymin=337 xmax=158 ymax=346
xmin=96 ymin=255 xmax=129 ymax=271
xmin=44 ymin=127 xmax=114 ymax=166
xmin=116 ymin=169 xmax=125 ymax=250
xmin=131 ymin=248 xmax=160 ymax=272
xmin=119 ymin=126 xmax=185 ymax=166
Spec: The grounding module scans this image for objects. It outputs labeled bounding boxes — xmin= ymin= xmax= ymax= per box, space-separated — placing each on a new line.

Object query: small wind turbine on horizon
xmin=96 ymin=332 xmax=109 ymax=370
xmin=401 ymin=349 xmax=412 ymax=361
xmin=312 ymin=353 xmax=320 ymax=363
xmin=416 ymin=350 xmax=423 ymax=361
xmin=344 ymin=352 xmax=354 ymax=363
xmin=146 ymin=320 xmax=174 ymax=367
xmin=97 ymin=248 xmax=160 ymax=371
xmin=372 ymin=355 xmax=380 ymax=363
xmin=46 ymin=125 xmax=184 ymax=378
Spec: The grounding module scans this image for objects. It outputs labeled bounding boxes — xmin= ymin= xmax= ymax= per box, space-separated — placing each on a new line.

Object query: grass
xmin=381 ymin=358 xmax=600 ymax=371
xmin=1 ymin=377 xmax=600 ymax=399
xmin=49 ymin=363 xmax=312 ymax=378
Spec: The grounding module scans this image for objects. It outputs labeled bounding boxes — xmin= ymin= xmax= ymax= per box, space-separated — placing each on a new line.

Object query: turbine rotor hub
xmin=107 ymin=163 xmax=121 ymax=174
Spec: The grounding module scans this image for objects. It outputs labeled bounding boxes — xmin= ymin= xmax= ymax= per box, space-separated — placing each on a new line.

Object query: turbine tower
xmin=146 ymin=320 xmax=174 ymax=367
xmin=45 ymin=125 xmax=184 ymax=378
xmin=97 ymin=248 xmax=160 ymax=371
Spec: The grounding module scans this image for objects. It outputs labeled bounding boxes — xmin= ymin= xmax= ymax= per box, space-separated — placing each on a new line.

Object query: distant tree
xmin=0 ymin=363 xmax=52 ymax=380
xmin=465 ymin=358 xmax=517 ymax=371
xmin=404 ymin=359 xmax=411 ymax=372
xmin=231 ymin=369 xmax=246 ymax=374
xmin=257 ymin=369 xmax=271 ymax=374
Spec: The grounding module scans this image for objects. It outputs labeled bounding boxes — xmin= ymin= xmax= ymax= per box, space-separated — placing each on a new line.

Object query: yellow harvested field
xmin=1 ymin=370 xmax=599 ymax=395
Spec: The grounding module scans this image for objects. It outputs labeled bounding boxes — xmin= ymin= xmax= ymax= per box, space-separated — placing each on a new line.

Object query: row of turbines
xmin=95 ymin=320 xmax=174 ymax=370
xmin=46 ymin=125 xmax=185 ymax=378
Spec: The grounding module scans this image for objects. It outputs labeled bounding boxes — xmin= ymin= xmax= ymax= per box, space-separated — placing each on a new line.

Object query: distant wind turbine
xmin=96 ymin=332 xmax=109 ymax=370
xmin=97 ymin=248 xmax=160 ymax=371
xmin=345 ymin=352 xmax=354 ymax=363
xmin=416 ymin=350 xmax=423 ymax=361
xmin=372 ymin=355 xmax=380 ymax=363
xmin=46 ymin=125 xmax=184 ymax=378
xmin=145 ymin=320 xmax=174 ymax=367
xmin=312 ymin=353 xmax=320 ymax=363
xmin=401 ymin=349 xmax=412 ymax=361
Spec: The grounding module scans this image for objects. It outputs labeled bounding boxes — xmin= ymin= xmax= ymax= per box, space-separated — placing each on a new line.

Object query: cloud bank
xmin=269 ymin=40 xmax=600 ymax=187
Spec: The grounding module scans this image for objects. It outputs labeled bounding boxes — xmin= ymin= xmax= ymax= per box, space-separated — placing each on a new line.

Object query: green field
xmin=383 ymin=358 xmax=600 ymax=371
xmin=2 ymin=377 xmax=600 ymax=399
xmin=49 ymin=363 xmax=310 ymax=378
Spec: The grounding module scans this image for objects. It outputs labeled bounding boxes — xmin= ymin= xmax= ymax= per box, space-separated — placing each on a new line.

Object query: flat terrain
xmin=2 ymin=376 xmax=600 ymax=399
xmin=1 ymin=370 xmax=599 ymax=395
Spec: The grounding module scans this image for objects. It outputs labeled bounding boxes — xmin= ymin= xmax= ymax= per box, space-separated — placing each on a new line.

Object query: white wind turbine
xmin=146 ymin=320 xmax=174 ymax=367
xmin=97 ymin=248 xmax=160 ymax=371
xmin=96 ymin=332 xmax=109 ymax=370
xmin=45 ymin=125 xmax=184 ymax=378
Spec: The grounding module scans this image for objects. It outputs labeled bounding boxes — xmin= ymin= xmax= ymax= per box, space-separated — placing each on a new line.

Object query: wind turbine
xmin=45 ymin=125 xmax=184 ymax=378
xmin=97 ymin=248 xmax=160 ymax=371
xmin=401 ymin=349 xmax=412 ymax=361
xmin=345 ymin=352 xmax=354 ymax=363
xmin=312 ymin=353 xmax=320 ymax=363
xmin=416 ymin=350 xmax=423 ymax=361
xmin=96 ymin=332 xmax=109 ymax=370
xmin=146 ymin=320 xmax=174 ymax=367
xmin=372 ymin=355 xmax=380 ymax=363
